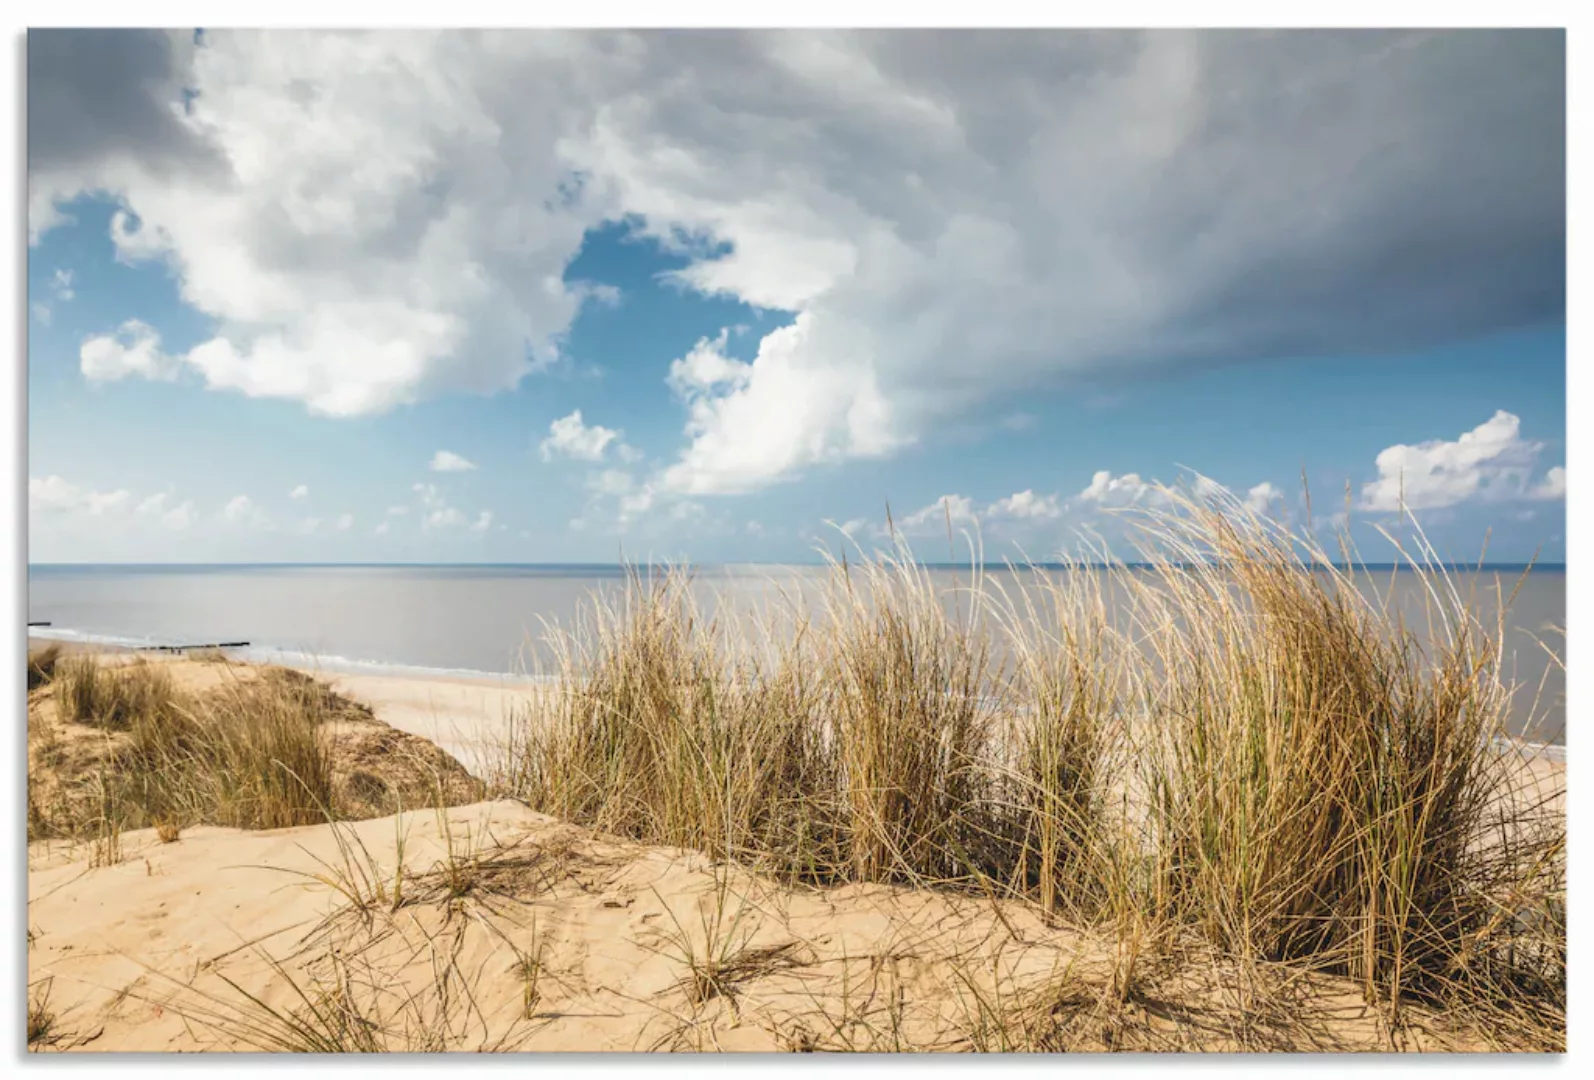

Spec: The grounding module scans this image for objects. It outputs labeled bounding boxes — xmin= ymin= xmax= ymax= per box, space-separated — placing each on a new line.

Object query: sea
xmin=26 ymin=563 xmax=1566 ymax=746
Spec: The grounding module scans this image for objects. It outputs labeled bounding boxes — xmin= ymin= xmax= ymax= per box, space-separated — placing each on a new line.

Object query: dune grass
xmin=487 ymin=485 xmax=1564 ymax=1043
xmin=27 ymin=643 xmax=63 ymax=692
xmin=30 ymin=660 xmax=337 ymax=839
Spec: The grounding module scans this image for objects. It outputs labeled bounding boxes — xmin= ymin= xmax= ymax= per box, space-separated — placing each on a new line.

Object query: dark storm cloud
xmin=27 ymin=29 xmax=214 ymax=176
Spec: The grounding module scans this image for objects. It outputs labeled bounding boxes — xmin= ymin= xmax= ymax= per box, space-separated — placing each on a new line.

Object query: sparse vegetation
xmin=28 ymin=979 xmax=59 ymax=1050
xmin=28 ymin=643 xmax=63 ymax=691
xmin=27 ymin=659 xmax=481 ymax=843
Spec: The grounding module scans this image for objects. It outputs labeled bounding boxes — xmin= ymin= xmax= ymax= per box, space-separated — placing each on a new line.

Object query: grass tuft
xmin=488 ymin=483 xmax=1564 ymax=1042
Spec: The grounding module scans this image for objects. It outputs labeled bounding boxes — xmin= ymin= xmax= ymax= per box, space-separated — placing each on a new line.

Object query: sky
xmin=25 ymin=28 xmax=1566 ymax=565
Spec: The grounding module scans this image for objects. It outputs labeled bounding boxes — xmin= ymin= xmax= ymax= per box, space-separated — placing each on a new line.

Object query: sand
xmin=26 ymin=646 xmax=1565 ymax=1053
xmin=31 ymin=797 xmax=1514 ymax=1054
xmin=301 ymin=668 xmax=536 ymax=779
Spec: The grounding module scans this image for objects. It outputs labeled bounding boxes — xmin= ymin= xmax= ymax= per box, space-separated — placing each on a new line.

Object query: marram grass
xmin=488 ymin=484 xmax=1563 ymax=1040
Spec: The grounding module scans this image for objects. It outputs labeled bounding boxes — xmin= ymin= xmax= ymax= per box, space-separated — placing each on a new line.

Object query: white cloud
xmin=1529 ymin=466 xmax=1566 ymax=501
xmin=411 ymin=480 xmax=469 ymax=529
xmin=386 ymin=505 xmax=409 ymax=516
xmin=80 ymin=319 xmax=181 ymax=382
xmin=135 ymin=492 xmax=196 ymax=531
xmin=618 ymin=487 xmax=657 ymax=522
xmin=424 ymin=507 xmax=466 ymax=530
xmin=35 ymin=31 xmax=611 ymax=418
xmin=430 ymin=449 xmax=477 ymax=472
xmin=29 ymin=475 xmax=131 ymax=515
xmin=540 ymin=409 xmax=626 ymax=462
xmin=660 ymin=314 xmax=900 ymax=494
xmin=987 ymin=489 xmax=1062 ymax=520
xmin=31 ymin=303 xmax=52 ymax=326
xmin=1075 ymin=470 xmax=1160 ymax=508
xmin=1359 ymin=411 xmax=1555 ymax=512
xmin=1244 ymin=481 xmax=1284 ymax=515
xmin=375 ymin=521 xmax=391 ymax=535
xmin=470 ymin=510 xmax=494 ymax=533
xmin=52 ymin=268 xmax=75 ymax=301
xmin=294 ymin=517 xmax=321 ymax=535
xmin=222 ymin=494 xmax=266 ymax=526
xmin=666 ymin=329 xmax=749 ymax=398
xmin=586 ymin=469 xmax=637 ymax=498
xmin=32 ymin=31 xmax=1561 ymax=489
xmin=335 ymin=512 xmax=355 ymax=531
xmin=901 ymin=494 xmax=977 ymax=531
xmin=289 ymin=484 xmax=309 ymax=500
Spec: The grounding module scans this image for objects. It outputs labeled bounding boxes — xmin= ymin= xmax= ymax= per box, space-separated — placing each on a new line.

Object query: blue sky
xmin=27 ymin=29 xmax=1566 ymax=565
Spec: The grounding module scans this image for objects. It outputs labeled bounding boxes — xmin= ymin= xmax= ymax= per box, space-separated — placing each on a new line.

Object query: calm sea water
xmin=27 ymin=564 xmax=1565 ymax=744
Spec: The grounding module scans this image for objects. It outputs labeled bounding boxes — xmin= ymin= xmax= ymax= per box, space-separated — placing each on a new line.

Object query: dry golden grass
xmin=27 ymin=660 xmax=482 ymax=843
xmin=487 ymin=485 xmax=1564 ymax=1048
xmin=28 ymin=643 xmax=63 ymax=692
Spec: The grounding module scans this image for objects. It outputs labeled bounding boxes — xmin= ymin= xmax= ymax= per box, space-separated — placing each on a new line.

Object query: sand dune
xmin=30 ymin=797 xmax=1507 ymax=1053
xmin=26 ymin=649 xmax=1563 ymax=1053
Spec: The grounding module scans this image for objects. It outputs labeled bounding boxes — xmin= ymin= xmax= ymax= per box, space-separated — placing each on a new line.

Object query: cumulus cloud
xmin=335 ymin=512 xmax=355 ymax=531
xmin=424 ymin=507 xmax=466 ymax=530
xmin=666 ymin=330 xmax=749 ymax=398
xmin=988 ymin=489 xmax=1063 ymax=520
xmin=412 ymin=480 xmax=486 ymax=531
xmin=289 ymin=484 xmax=309 ymax=500
xmin=31 ymin=30 xmax=612 ymax=417
xmin=540 ymin=409 xmax=627 ymax=462
xmin=136 ymin=491 xmax=196 ymax=530
xmin=375 ymin=521 xmax=391 ymax=535
xmin=1075 ymin=470 xmax=1161 ymax=508
xmin=661 ymin=315 xmax=900 ymax=494
xmin=30 ymin=475 xmax=209 ymax=533
xmin=30 ymin=30 xmax=1561 ymax=491
xmin=222 ymin=494 xmax=266 ymax=526
xmin=588 ymin=469 xmax=635 ymax=496
xmin=52 ymin=269 xmax=75 ymax=301
xmin=1359 ymin=410 xmax=1560 ymax=512
xmin=1529 ymin=466 xmax=1566 ymax=500
xmin=430 ymin=449 xmax=477 ymax=472
xmin=29 ymin=475 xmax=132 ymax=515
xmin=1244 ymin=481 xmax=1284 ymax=515
xmin=80 ymin=319 xmax=181 ymax=382
xmin=900 ymin=494 xmax=977 ymax=531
